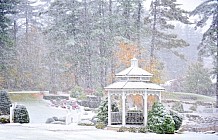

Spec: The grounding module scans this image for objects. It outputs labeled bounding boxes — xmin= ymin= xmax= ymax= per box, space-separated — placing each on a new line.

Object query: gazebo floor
xmin=106 ymin=124 xmax=145 ymax=131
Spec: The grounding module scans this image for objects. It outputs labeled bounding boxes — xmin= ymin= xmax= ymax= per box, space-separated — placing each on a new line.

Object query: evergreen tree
xmin=0 ymin=0 xmax=18 ymax=89
xmin=190 ymin=0 xmax=218 ymax=107
xmin=97 ymin=97 xmax=119 ymax=125
xmin=147 ymin=102 xmax=175 ymax=134
xmin=148 ymin=0 xmax=190 ymax=64
xmin=183 ymin=62 xmax=212 ymax=95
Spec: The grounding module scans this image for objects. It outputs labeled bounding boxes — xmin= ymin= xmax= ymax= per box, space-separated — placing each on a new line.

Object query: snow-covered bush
xmin=169 ymin=110 xmax=183 ymax=131
xmin=147 ymin=102 xmax=175 ymax=134
xmin=97 ymin=97 xmax=119 ymax=125
xmin=0 ymin=115 xmax=10 ymax=123
xmin=13 ymin=105 xmax=30 ymax=123
xmin=0 ymin=90 xmax=11 ymax=115
xmin=171 ymin=102 xmax=184 ymax=113
xmin=70 ymin=86 xmax=86 ymax=99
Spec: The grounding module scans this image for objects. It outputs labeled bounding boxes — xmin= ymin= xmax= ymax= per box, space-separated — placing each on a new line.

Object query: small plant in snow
xmin=95 ymin=122 xmax=106 ymax=129
xmin=117 ymin=126 xmax=128 ymax=132
xmin=169 ymin=110 xmax=183 ymax=131
xmin=128 ymin=127 xmax=137 ymax=133
xmin=138 ymin=127 xmax=148 ymax=133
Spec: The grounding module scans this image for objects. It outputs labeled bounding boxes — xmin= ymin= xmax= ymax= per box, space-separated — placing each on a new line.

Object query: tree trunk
xmin=216 ymin=1 xmax=218 ymax=108
xmin=150 ymin=0 xmax=157 ymax=67
xmin=137 ymin=0 xmax=142 ymax=59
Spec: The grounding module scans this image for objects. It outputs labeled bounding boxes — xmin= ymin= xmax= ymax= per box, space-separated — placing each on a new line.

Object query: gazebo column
xmin=122 ymin=91 xmax=126 ymax=126
xmin=108 ymin=91 xmax=111 ymax=126
xmin=143 ymin=91 xmax=148 ymax=126
xmin=159 ymin=92 xmax=162 ymax=103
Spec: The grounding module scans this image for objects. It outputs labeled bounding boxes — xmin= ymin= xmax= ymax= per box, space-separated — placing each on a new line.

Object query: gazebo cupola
xmin=105 ymin=58 xmax=164 ymax=126
xmin=116 ymin=58 xmax=153 ymax=82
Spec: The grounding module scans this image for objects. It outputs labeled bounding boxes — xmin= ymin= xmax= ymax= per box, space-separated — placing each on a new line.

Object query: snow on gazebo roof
xmin=105 ymin=58 xmax=164 ymax=91
xmin=105 ymin=81 xmax=164 ymax=90
xmin=116 ymin=58 xmax=153 ymax=77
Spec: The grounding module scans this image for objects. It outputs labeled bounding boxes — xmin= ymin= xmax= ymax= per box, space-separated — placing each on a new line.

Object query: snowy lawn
xmin=0 ymin=123 xmax=217 ymax=140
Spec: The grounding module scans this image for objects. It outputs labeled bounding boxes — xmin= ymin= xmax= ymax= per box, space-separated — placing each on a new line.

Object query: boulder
xmin=204 ymin=130 xmax=216 ymax=134
xmin=51 ymin=121 xmax=65 ymax=125
xmin=78 ymin=119 xmax=94 ymax=126
xmin=58 ymin=117 xmax=66 ymax=122
xmin=52 ymin=116 xmax=58 ymax=121
xmin=46 ymin=118 xmax=55 ymax=124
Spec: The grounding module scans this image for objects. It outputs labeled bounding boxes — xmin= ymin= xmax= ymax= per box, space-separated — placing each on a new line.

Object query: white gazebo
xmin=105 ymin=58 xmax=164 ymax=126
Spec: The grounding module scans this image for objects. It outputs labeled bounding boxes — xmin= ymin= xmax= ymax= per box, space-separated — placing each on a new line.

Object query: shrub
xmin=95 ymin=122 xmax=106 ymax=129
xmin=78 ymin=122 xmax=94 ymax=126
xmin=171 ymin=102 xmax=184 ymax=113
xmin=169 ymin=110 xmax=183 ymax=131
xmin=147 ymin=102 xmax=175 ymax=134
xmin=117 ymin=126 xmax=128 ymax=132
xmin=97 ymin=97 xmax=119 ymax=125
xmin=138 ymin=127 xmax=148 ymax=133
xmin=0 ymin=90 xmax=11 ymax=115
xmin=13 ymin=105 xmax=30 ymax=123
xmin=70 ymin=86 xmax=86 ymax=99
xmin=189 ymin=104 xmax=197 ymax=111
xmin=0 ymin=115 xmax=10 ymax=123
xmin=129 ymin=127 xmax=137 ymax=133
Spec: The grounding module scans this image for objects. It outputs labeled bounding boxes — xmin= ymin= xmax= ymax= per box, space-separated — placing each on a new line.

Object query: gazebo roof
xmin=105 ymin=81 xmax=164 ymax=90
xmin=116 ymin=58 xmax=152 ymax=77
xmin=105 ymin=58 xmax=164 ymax=91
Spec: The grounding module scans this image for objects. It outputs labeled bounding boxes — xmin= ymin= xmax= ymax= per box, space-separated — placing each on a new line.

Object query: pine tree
xmin=147 ymin=102 xmax=175 ymax=134
xmin=190 ymin=0 xmax=218 ymax=107
xmin=183 ymin=62 xmax=212 ymax=95
xmin=0 ymin=0 xmax=18 ymax=89
xmin=148 ymin=0 xmax=190 ymax=65
xmin=97 ymin=97 xmax=118 ymax=125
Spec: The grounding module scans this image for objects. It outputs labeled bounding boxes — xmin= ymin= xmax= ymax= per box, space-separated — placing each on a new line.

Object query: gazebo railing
xmin=111 ymin=112 xmax=122 ymax=124
xmin=126 ymin=111 xmax=144 ymax=124
xmin=111 ymin=111 xmax=144 ymax=125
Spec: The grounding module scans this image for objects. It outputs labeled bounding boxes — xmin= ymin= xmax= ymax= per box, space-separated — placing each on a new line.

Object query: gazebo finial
xmin=131 ymin=58 xmax=138 ymax=67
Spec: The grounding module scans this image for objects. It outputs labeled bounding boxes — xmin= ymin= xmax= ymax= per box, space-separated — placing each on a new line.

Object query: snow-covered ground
xmin=4 ymin=99 xmax=216 ymax=140
xmin=0 ymin=123 xmax=218 ymax=140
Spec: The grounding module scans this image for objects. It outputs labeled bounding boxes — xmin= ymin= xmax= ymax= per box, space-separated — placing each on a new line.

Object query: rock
xmin=52 ymin=116 xmax=58 ymax=121
xmin=51 ymin=121 xmax=65 ymax=125
xmin=91 ymin=117 xmax=99 ymax=125
xmin=58 ymin=117 xmax=66 ymax=122
xmin=204 ymin=130 xmax=216 ymax=134
xmin=78 ymin=119 xmax=94 ymax=126
xmin=46 ymin=118 xmax=55 ymax=124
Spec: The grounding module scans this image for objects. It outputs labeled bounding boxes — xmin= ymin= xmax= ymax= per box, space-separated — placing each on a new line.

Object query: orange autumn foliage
xmin=144 ymin=58 xmax=164 ymax=84
xmin=116 ymin=42 xmax=139 ymax=67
